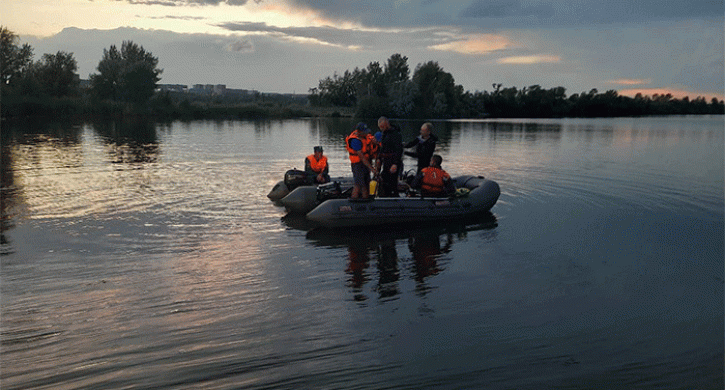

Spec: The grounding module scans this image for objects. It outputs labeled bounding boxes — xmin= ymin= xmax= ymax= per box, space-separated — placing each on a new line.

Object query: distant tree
xmin=90 ymin=41 xmax=162 ymax=105
xmin=411 ymin=61 xmax=462 ymax=118
xmin=0 ymin=26 xmax=33 ymax=88
xmin=310 ymin=52 xmax=725 ymax=118
xmin=364 ymin=61 xmax=386 ymax=98
xmin=710 ymin=97 xmax=725 ymax=114
xmin=384 ymin=53 xmax=410 ymax=85
xmin=33 ymin=51 xmax=78 ymax=97
xmin=387 ymin=80 xmax=418 ymax=117
xmin=372 ymin=54 xmax=414 ymax=117
xmin=312 ymin=70 xmax=357 ymax=107
xmin=91 ymin=44 xmax=123 ymax=101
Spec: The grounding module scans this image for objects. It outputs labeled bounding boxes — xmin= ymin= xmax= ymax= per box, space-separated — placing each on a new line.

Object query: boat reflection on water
xmin=281 ymin=211 xmax=498 ymax=302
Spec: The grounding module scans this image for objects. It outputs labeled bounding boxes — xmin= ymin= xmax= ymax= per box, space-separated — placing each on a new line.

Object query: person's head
xmin=420 ymin=122 xmax=433 ymax=139
xmin=355 ymin=122 xmax=369 ymax=133
xmin=313 ymin=146 xmax=323 ymax=158
xmin=430 ymin=154 xmax=443 ymax=168
xmin=378 ymin=116 xmax=390 ymax=131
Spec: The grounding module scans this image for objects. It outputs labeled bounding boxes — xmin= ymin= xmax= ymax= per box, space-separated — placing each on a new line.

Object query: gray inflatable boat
xmin=305 ymin=175 xmax=500 ymax=228
xmin=267 ymin=169 xmax=352 ymax=201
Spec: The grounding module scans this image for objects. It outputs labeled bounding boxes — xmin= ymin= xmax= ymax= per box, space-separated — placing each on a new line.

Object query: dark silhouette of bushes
xmin=312 ymin=55 xmax=724 ymax=119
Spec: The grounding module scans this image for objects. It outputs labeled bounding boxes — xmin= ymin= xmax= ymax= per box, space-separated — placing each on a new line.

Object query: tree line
xmin=2 ymin=26 xmax=165 ymax=118
xmin=310 ymin=54 xmax=724 ymax=118
xmin=2 ymin=26 xmax=723 ymax=120
xmin=2 ymin=26 xmax=313 ymax=120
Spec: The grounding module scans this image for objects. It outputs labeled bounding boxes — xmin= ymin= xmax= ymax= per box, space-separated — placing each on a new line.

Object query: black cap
xmin=355 ymin=122 xmax=369 ymax=132
xmin=314 ymin=146 xmax=323 ymax=153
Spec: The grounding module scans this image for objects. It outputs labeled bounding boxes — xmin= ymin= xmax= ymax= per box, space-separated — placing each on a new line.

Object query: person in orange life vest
xmin=411 ymin=154 xmax=455 ymax=197
xmin=305 ymin=146 xmax=330 ymax=184
xmin=365 ymin=132 xmax=380 ymax=172
xmin=345 ymin=122 xmax=375 ymax=199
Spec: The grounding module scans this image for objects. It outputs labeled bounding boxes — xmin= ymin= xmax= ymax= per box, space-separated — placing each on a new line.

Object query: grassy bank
xmin=1 ymin=93 xmax=357 ymax=121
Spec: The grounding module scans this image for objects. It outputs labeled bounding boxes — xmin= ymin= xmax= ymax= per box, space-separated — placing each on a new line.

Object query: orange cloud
xmin=258 ymin=3 xmax=360 ymax=29
xmin=429 ymin=34 xmax=511 ymax=55
xmin=497 ymin=55 xmax=561 ymax=64
xmin=618 ymin=87 xmax=724 ymax=101
xmin=606 ymin=78 xmax=652 ymax=86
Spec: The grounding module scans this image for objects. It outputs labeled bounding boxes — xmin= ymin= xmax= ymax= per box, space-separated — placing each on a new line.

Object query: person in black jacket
xmin=404 ymin=122 xmax=438 ymax=174
xmin=377 ymin=116 xmax=404 ymax=197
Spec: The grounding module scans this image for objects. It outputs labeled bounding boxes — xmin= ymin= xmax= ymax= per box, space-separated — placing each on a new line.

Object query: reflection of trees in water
xmin=2 ymin=118 xmax=83 ymax=145
xmin=1 ymin=143 xmax=16 ymax=255
xmin=91 ymin=118 xmax=160 ymax=165
xmin=0 ymin=119 xmax=84 ymax=255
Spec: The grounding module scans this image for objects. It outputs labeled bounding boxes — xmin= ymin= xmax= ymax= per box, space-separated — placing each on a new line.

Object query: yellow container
xmin=369 ymin=179 xmax=378 ymax=195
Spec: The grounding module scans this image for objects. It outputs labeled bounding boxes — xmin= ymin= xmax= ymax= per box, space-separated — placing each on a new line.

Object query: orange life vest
xmin=421 ymin=166 xmax=450 ymax=194
xmin=306 ymin=154 xmax=327 ymax=173
xmin=365 ymin=133 xmax=379 ymax=162
xmin=345 ymin=131 xmax=369 ymax=164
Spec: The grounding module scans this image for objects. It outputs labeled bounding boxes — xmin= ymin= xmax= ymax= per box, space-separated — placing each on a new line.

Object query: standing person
xmin=366 ymin=130 xmax=380 ymax=173
xmin=411 ymin=154 xmax=455 ymax=197
xmin=404 ymin=122 xmax=438 ymax=174
xmin=377 ymin=116 xmax=404 ymax=197
xmin=345 ymin=122 xmax=375 ymax=199
xmin=304 ymin=146 xmax=330 ymax=184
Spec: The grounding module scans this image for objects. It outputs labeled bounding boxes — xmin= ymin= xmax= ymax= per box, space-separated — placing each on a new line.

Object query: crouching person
xmin=411 ymin=154 xmax=455 ymax=197
xmin=305 ymin=146 xmax=330 ymax=184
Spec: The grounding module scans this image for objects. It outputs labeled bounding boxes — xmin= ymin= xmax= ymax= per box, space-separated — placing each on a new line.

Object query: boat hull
xmin=267 ymin=176 xmax=351 ymax=201
xmin=305 ymin=176 xmax=500 ymax=228
xmin=279 ymin=185 xmax=321 ymax=214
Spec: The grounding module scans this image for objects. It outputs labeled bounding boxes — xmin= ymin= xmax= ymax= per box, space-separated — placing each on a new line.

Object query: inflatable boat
xmin=267 ymin=169 xmax=351 ymax=201
xmin=305 ymin=175 xmax=500 ymax=228
xmin=278 ymin=184 xmax=336 ymax=214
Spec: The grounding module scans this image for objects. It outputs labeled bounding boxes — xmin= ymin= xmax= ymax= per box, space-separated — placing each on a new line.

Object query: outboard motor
xmin=284 ymin=169 xmax=308 ymax=191
xmin=316 ymin=181 xmax=347 ymax=202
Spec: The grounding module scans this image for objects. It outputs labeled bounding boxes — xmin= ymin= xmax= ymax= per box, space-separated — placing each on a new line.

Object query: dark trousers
xmin=380 ymin=166 xmax=399 ymax=197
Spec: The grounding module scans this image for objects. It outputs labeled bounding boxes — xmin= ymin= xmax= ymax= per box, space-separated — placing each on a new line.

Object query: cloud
xmin=429 ymin=34 xmax=511 ymax=55
xmin=216 ymin=21 xmax=453 ymax=51
xmin=216 ymin=22 xmax=365 ymax=49
xmin=125 ymin=0 xmax=183 ymax=5
xmin=460 ymin=0 xmax=554 ymax=18
xmin=109 ymin=0 xmax=724 ymax=30
xmin=497 ymin=55 xmax=561 ymax=64
xmin=142 ymin=15 xmax=207 ymax=20
xmin=226 ymin=38 xmax=254 ymax=52
xmin=122 ymin=0 xmax=256 ymax=5
xmin=606 ymin=78 xmax=652 ymax=85
xmin=458 ymin=0 xmax=723 ymax=26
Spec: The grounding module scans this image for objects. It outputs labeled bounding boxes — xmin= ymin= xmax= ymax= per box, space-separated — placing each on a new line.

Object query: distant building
xmin=226 ymin=88 xmax=255 ymax=97
xmin=157 ymin=84 xmax=187 ymax=93
xmin=213 ymin=84 xmax=226 ymax=96
xmin=189 ymin=84 xmax=212 ymax=95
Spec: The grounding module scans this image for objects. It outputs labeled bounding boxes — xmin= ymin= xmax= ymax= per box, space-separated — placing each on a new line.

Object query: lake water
xmin=1 ymin=116 xmax=723 ymax=389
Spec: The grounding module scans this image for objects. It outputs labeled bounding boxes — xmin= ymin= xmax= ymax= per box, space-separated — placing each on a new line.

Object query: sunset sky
xmin=2 ymin=0 xmax=723 ymax=98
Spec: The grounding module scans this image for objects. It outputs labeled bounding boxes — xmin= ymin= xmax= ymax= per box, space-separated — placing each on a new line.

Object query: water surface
xmin=2 ymin=116 xmax=723 ymax=389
